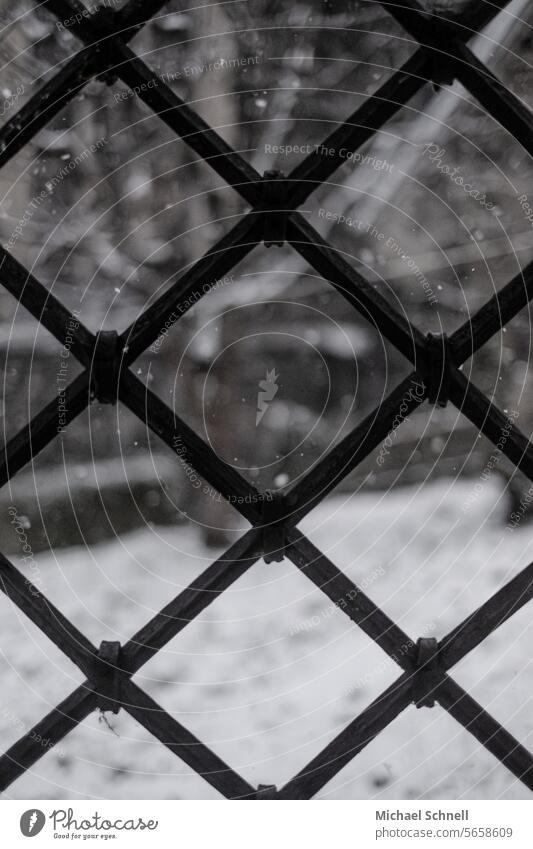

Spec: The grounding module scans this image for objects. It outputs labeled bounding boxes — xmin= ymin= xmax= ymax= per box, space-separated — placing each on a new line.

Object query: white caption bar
xmin=1 ymin=799 xmax=531 ymax=848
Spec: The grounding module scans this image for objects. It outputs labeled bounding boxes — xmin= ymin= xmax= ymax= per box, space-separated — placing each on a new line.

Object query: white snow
xmin=1 ymin=476 xmax=533 ymax=800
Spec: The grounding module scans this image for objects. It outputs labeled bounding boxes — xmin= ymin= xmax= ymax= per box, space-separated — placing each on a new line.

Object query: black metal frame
xmin=1 ymin=0 xmax=533 ymax=798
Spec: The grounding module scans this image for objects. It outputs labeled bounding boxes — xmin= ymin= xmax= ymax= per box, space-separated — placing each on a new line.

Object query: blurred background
xmin=1 ymin=0 xmax=533 ymax=552
xmin=2 ymin=0 xmax=533 ymax=801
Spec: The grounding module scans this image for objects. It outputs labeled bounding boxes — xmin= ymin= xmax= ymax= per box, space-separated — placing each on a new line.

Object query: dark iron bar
xmin=0 ymin=0 xmax=532 ymax=798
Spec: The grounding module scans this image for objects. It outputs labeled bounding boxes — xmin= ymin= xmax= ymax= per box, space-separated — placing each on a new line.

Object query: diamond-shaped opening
xmin=305 ymin=61 xmax=533 ymax=333
xmin=0 ymin=594 xmax=85 ymax=753
xmin=5 ymin=494 xmax=245 ymax=645
xmin=135 ymin=0 xmax=417 ymax=161
xmin=134 ymin=556 xmax=398 ymax=789
xmin=6 ymin=708 xmax=223 ymax=799
xmin=0 ymin=79 xmax=248 ymax=326
xmin=469 ymin=0 xmax=533 ymax=105
xmin=113 ymin=387 xmax=248 ymax=538
xmin=301 ymin=456 xmax=516 ymax=638
xmin=0 ymin=396 xmax=240 ymax=555
xmin=314 ymin=703 xmax=531 ymax=799
xmin=318 ymin=147 xmax=524 ymax=335
xmin=0 ymin=519 xmax=220 ymax=652
xmin=145 ymin=264 xmax=411 ymax=493
xmin=452 ymin=601 xmax=533 ymax=747
xmin=106 ymin=75 xmax=250 ymax=258
xmin=0 ymin=103 xmax=116 ymax=320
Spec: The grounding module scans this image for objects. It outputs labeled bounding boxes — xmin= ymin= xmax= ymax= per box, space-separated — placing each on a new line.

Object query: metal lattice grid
xmin=1 ymin=0 xmax=533 ymax=799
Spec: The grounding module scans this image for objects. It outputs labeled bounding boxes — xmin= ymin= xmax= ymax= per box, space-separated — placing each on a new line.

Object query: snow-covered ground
xmin=2 ymin=476 xmax=533 ymax=800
